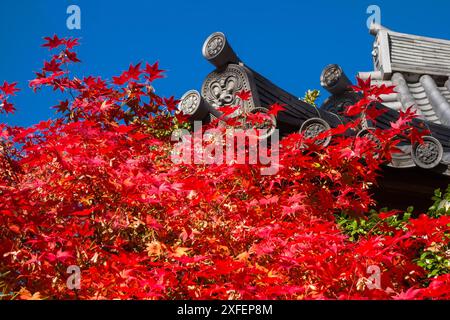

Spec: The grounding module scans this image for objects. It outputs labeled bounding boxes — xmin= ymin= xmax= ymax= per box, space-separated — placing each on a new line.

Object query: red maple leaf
xmin=246 ymin=112 xmax=270 ymax=125
xmin=42 ymin=35 xmax=65 ymax=50
xmin=372 ymin=84 xmax=396 ymax=97
xmin=52 ymin=100 xmax=70 ymax=113
xmin=379 ymin=210 xmax=400 ymax=219
xmin=29 ymin=71 xmax=65 ymax=91
xmin=408 ymin=127 xmax=428 ymax=145
xmin=64 ymin=38 xmax=79 ymax=50
xmin=145 ymin=62 xmax=165 ymax=82
xmin=70 ymin=208 xmax=95 ymax=217
xmin=163 ymin=96 xmax=180 ymax=112
xmin=267 ymin=102 xmax=286 ymax=116
xmin=43 ymin=59 xmax=62 ymax=73
xmin=55 ymin=250 xmax=74 ymax=261
xmin=391 ymin=106 xmax=418 ymax=130
xmin=34 ymin=119 xmax=53 ymax=131
xmin=130 ymin=132 xmax=149 ymax=141
xmin=345 ymin=99 xmax=367 ymax=117
xmin=127 ymin=63 xmax=142 ymax=81
xmin=175 ymin=112 xmax=190 ymax=123
xmin=351 ymin=76 xmax=372 ymax=94
xmin=236 ymin=90 xmax=252 ymax=101
xmin=0 ymin=81 xmax=20 ymax=96
xmin=365 ymin=105 xmax=387 ymax=121
xmin=329 ymin=121 xmax=357 ymax=135
xmin=115 ymin=125 xmax=135 ymax=134
xmin=1 ymin=100 xmax=15 ymax=114
xmin=217 ymin=105 xmax=239 ymax=117
xmin=112 ymin=73 xmax=129 ymax=86
xmin=65 ymin=50 xmax=81 ymax=63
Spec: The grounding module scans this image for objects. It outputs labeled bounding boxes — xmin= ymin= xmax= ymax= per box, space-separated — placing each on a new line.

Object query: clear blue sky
xmin=1 ymin=0 xmax=450 ymax=126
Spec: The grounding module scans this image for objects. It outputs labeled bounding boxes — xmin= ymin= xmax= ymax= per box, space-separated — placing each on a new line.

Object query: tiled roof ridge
xmin=359 ymin=24 xmax=450 ymax=126
xmin=371 ymin=23 xmax=450 ymax=46
xmin=366 ymin=23 xmax=450 ymax=79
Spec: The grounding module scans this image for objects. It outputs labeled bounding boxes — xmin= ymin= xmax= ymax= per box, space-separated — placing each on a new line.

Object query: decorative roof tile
xmin=359 ymin=24 xmax=450 ymax=126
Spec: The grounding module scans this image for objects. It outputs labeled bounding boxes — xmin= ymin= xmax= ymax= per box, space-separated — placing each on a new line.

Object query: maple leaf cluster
xmin=0 ymin=37 xmax=449 ymax=300
xmin=0 ymin=81 xmax=19 ymax=114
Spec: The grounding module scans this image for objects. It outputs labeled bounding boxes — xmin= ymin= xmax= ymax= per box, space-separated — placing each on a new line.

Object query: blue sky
xmin=1 ymin=0 xmax=450 ymax=127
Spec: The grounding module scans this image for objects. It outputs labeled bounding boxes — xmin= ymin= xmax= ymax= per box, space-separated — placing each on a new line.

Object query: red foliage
xmin=0 ymin=37 xmax=449 ymax=300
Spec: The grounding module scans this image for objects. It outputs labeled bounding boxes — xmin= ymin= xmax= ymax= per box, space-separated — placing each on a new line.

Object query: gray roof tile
xmin=360 ymin=24 xmax=450 ymax=125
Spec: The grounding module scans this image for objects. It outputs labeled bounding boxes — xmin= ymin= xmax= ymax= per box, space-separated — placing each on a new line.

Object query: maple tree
xmin=1 ymin=36 xmax=450 ymax=300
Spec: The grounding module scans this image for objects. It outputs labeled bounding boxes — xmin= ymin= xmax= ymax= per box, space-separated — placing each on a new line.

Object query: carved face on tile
xmin=210 ymin=76 xmax=238 ymax=106
xmin=202 ymin=64 xmax=256 ymax=117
